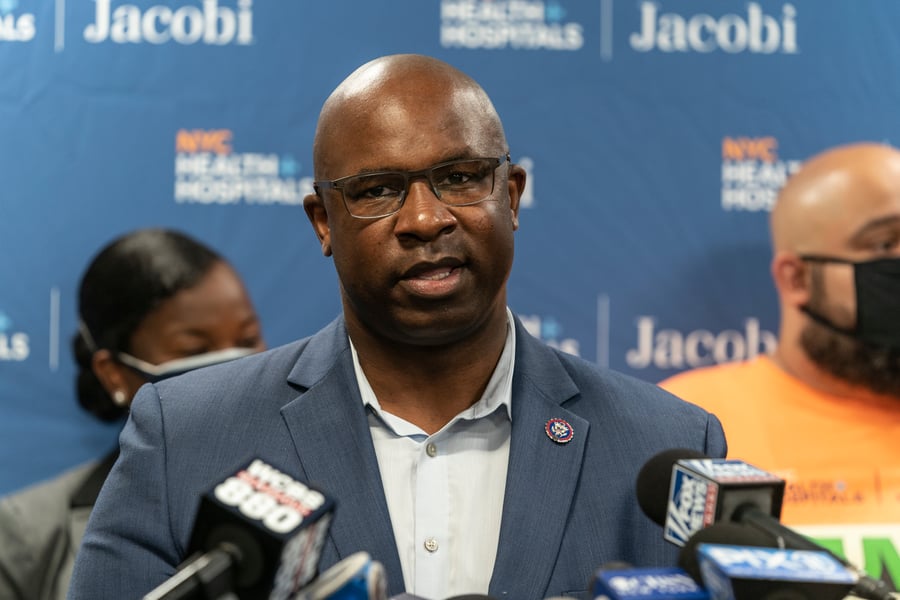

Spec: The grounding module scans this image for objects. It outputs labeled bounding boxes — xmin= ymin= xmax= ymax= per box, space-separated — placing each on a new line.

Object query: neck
xmin=348 ymin=310 xmax=510 ymax=434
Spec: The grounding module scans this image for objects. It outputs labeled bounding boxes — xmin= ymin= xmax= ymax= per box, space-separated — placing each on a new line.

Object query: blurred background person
xmin=659 ymin=142 xmax=900 ymax=591
xmin=0 ymin=228 xmax=266 ymax=600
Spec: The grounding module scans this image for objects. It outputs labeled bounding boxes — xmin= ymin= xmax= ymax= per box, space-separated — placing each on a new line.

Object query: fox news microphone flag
xmin=635 ymin=448 xmax=784 ymax=547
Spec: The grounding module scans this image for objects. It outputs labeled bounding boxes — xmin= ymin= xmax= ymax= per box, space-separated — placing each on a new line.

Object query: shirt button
xmin=424 ymin=537 xmax=439 ymax=553
xmin=426 ymin=443 xmax=437 ymax=457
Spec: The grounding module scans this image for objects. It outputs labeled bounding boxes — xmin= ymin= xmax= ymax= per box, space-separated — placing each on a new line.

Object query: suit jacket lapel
xmin=279 ymin=319 xmax=405 ymax=595
xmin=490 ymin=320 xmax=589 ymax=599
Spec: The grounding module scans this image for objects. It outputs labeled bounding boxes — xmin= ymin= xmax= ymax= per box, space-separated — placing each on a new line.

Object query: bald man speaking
xmin=660 ymin=142 xmax=900 ymax=592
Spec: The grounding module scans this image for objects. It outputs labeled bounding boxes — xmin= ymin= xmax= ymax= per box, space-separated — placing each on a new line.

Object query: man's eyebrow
xmin=848 ymin=214 xmax=900 ymax=245
xmin=342 ymin=157 xmax=473 ymax=177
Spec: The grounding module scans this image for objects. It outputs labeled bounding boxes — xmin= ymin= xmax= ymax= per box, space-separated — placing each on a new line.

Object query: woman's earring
xmin=112 ymin=390 xmax=127 ymax=406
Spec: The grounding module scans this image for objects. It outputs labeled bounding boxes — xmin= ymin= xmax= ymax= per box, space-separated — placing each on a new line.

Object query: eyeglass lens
xmin=341 ymin=158 xmax=500 ymax=218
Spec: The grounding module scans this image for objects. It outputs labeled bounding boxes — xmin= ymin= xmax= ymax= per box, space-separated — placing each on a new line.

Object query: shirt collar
xmin=350 ymin=308 xmax=516 ymax=432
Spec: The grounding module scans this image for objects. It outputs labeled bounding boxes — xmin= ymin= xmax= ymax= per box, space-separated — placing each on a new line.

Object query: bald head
xmin=771 ymin=142 xmax=900 ymax=254
xmin=312 ymin=54 xmax=507 ymax=177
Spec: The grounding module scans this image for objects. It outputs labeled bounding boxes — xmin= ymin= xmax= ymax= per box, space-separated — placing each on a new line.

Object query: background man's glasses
xmin=315 ymin=154 xmax=510 ymax=219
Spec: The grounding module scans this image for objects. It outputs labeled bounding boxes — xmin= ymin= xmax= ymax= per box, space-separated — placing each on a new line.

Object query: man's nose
xmin=393 ymin=178 xmax=457 ymax=239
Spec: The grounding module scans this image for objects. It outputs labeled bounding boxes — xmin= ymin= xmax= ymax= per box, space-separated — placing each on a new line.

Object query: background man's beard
xmin=800 ymin=321 xmax=900 ymax=398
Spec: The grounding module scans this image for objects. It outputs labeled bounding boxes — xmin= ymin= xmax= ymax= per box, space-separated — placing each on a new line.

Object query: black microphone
xmin=682 ymin=522 xmax=859 ymax=599
xmin=677 ymin=522 xmax=775 ymax=582
xmin=636 ymin=449 xmax=894 ymax=600
xmin=143 ymin=457 xmax=336 ymax=600
xmin=635 ymin=448 xmax=785 ymax=548
xmin=682 ymin=522 xmax=859 ymax=600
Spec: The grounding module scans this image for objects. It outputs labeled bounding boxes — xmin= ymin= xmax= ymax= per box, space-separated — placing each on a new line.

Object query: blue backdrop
xmin=2 ymin=0 xmax=899 ymax=495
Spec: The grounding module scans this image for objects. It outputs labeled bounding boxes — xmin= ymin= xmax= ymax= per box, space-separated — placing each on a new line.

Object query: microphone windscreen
xmin=188 ymin=457 xmax=336 ymax=599
xmin=636 ymin=448 xmax=707 ymax=526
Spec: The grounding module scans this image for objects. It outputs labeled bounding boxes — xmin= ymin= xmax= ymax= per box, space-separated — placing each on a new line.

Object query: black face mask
xmin=800 ymin=255 xmax=900 ymax=350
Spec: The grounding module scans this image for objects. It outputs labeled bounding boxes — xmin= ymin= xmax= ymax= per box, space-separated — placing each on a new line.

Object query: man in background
xmin=660 ymin=142 xmax=900 ymax=591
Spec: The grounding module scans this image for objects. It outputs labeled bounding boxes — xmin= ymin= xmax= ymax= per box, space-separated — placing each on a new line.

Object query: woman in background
xmin=0 ymin=228 xmax=266 ymax=600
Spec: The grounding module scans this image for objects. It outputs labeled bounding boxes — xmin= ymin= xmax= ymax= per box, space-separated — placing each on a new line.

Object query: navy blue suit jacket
xmin=67 ymin=315 xmax=726 ymax=599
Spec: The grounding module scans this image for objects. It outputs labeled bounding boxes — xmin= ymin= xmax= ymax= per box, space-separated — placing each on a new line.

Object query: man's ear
xmin=772 ymin=251 xmax=811 ymax=307
xmin=303 ymin=193 xmax=332 ymax=257
xmin=506 ymin=164 xmax=526 ymax=231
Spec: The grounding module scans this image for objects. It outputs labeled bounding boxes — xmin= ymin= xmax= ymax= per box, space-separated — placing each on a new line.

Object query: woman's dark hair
xmin=72 ymin=228 xmax=223 ymax=422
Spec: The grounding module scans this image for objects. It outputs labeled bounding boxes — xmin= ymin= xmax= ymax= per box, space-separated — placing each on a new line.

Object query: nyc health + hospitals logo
xmin=0 ymin=310 xmax=30 ymax=361
xmin=174 ymin=129 xmax=311 ymax=206
xmin=721 ymin=136 xmax=801 ymax=212
xmin=0 ymin=0 xmax=35 ymax=42
xmin=440 ymin=0 xmax=584 ymax=51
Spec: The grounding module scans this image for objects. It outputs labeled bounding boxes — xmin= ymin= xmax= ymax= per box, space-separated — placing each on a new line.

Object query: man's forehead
xmin=321 ymin=93 xmax=493 ymax=159
xmin=803 ymin=186 xmax=900 ymax=253
xmin=777 ymin=154 xmax=900 ymax=238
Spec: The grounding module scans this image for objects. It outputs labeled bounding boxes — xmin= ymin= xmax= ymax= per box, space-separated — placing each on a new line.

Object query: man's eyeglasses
xmin=314 ymin=154 xmax=510 ymax=219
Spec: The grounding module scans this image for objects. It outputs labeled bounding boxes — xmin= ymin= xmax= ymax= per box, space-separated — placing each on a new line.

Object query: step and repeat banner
xmin=2 ymin=0 xmax=899 ymax=495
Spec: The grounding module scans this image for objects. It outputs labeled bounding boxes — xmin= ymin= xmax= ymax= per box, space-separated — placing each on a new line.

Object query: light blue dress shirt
xmin=350 ymin=310 xmax=516 ymax=598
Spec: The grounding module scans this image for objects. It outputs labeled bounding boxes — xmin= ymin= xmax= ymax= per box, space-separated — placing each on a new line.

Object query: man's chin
xmin=801 ymin=324 xmax=900 ymax=398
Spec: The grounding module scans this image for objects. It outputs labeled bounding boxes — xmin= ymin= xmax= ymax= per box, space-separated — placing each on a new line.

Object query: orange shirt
xmin=660 ymin=356 xmax=900 ymax=587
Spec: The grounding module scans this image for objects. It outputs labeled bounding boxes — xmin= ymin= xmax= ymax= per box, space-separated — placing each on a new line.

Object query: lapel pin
xmin=545 ymin=418 xmax=574 ymax=444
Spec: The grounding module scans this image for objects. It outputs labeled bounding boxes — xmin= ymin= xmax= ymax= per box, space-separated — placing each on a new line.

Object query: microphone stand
xmin=143 ymin=544 xmax=242 ymax=600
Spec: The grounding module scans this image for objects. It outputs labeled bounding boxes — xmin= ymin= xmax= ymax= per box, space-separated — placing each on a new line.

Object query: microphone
xmin=293 ymin=552 xmax=387 ymax=600
xmin=637 ymin=449 xmax=894 ymax=600
xmin=697 ymin=544 xmax=858 ymax=599
xmin=635 ymin=448 xmax=785 ymax=548
xmin=144 ymin=457 xmax=336 ymax=600
xmin=697 ymin=544 xmax=858 ymax=600
xmin=590 ymin=563 xmax=709 ymax=599
xmin=677 ymin=522 xmax=775 ymax=582
xmin=678 ymin=522 xmax=857 ymax=599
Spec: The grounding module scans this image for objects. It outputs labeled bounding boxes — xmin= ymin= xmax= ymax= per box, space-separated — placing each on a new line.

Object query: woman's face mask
xmin=800 ymin=255 xmax=900 ymax=350
xmin=116 ymin=347 xmax=258 ymax=382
